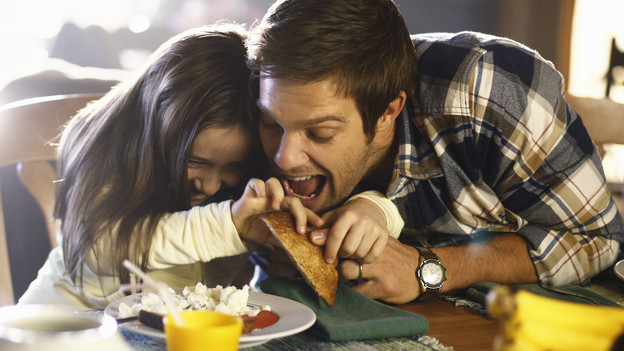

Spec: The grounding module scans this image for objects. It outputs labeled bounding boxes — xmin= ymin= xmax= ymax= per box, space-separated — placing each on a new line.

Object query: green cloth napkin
xmin=260 ymin=277 xmax=429 ymax=341
xmin=465 ymin=281 xmax=620 ymax=307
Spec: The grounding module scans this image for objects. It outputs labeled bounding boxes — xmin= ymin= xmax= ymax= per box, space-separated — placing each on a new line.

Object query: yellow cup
xmin=164 ymin=311 xmax=242 ymax=351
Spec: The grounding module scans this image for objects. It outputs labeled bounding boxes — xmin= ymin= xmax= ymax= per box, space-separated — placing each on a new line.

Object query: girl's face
xmin=187 ymin=125 xmax=252 ymax=206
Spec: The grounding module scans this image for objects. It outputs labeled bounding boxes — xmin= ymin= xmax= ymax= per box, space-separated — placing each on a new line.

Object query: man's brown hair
xmin=247 ymin=0 xmax=418 ymax=141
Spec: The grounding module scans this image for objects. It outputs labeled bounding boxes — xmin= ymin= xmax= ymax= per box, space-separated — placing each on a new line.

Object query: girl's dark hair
xmin=247 ymin=0 xmax=417 ymax=140
xmin=56 ymin=24 xmax=257 ymax=284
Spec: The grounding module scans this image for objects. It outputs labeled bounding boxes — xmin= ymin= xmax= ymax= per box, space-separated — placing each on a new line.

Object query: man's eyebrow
xmin=256 ymin=101 xmax=349 ymax=127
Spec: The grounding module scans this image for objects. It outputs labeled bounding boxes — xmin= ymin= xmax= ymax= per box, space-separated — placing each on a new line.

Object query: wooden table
xmin=394 ymin=296 xmax=500 ymax=351
xmin=118 ymin=296 xmax=501 ymax=351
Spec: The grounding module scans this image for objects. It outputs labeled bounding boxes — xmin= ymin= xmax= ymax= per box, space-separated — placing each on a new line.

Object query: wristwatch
xmin=415 ymin=246 xmax=446 ymax=300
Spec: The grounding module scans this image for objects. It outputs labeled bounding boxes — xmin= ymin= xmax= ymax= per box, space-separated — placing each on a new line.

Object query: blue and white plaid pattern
xmin=388 ymin=32 xmax=623 ymax=285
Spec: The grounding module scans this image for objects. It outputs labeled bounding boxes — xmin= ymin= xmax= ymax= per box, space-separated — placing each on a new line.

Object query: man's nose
xmin=273 ymin=132 xmax=308 ymax=171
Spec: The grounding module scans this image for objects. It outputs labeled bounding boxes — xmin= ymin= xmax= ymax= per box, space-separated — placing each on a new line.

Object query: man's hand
xmin=338 ymin=237 xmax=422 ymax=304
xmin=337 ymin=233 xmax=538 ymax=304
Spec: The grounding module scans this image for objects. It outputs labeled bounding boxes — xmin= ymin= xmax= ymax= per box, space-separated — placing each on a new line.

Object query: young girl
xmin=19 ymin=24 xmax=402 ymax=310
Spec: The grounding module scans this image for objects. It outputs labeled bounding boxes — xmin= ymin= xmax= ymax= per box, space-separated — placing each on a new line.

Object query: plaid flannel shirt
xmin=388 ymin=32 xmax=624 ymax=285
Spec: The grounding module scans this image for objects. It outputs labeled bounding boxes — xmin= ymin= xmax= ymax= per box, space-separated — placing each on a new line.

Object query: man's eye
xmin=307 ymin=131 xmax=334 ymax=143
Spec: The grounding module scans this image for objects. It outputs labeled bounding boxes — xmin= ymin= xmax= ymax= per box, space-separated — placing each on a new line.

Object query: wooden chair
xmin=0 ymin=93 xmax=103 ymax=306
xmin=567 ymin=94 xmax=624 ymax=215
xmin=567 ymin=94 xmax=624 ymax=156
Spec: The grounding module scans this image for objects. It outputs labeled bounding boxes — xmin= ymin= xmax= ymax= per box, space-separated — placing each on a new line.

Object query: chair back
xmin=0 ymin=93 xmax=103 ymax=306
xmin=567 ymin=94 xmax=624 ymax=150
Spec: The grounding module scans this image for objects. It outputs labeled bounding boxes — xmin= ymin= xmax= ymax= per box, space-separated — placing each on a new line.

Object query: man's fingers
xmin=338 ymin=259 xmax=387 ymax=301
xmin=338 ymin=259 xmax=364 ymax=281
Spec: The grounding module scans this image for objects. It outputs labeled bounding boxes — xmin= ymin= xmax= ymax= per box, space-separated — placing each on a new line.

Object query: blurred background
xmin=1 ymin=0 xmax=623 ymax=102
xmin=0 ymin=0 xmax=623 ymax=103
xmin=0 ymin=0 xmax=623 ymax=300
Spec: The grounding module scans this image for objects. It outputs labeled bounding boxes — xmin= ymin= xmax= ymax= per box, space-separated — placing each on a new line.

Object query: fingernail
xmin=311 ymin=230 xmax=323 ymax=241
xmin=326 ymin=256 xmax=334 ymax=264
xmin=299 ymin=226 xmax=306 ymax=234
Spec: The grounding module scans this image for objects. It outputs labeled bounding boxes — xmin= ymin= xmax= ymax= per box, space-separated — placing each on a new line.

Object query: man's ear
xmin=376 ymin=91 xmax=406 ymax=133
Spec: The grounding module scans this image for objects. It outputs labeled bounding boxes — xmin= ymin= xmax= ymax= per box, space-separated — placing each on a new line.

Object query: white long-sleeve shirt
xmin=19 ymin=201 xmax=250 ymax=309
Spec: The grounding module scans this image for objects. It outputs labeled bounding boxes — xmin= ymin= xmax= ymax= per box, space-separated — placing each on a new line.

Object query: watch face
xmin=421 ymin=261 xmax=445 ymax=286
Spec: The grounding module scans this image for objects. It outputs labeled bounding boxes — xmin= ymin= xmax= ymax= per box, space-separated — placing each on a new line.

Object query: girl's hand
xmin=232 ymin=178 xmax=322 ymax=244
xmin=310 ymin=197 xmax=389 ymax=264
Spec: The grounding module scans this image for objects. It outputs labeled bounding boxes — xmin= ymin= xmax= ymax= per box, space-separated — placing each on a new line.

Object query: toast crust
xmin=262 ymin=211 xmax=338 ymax=306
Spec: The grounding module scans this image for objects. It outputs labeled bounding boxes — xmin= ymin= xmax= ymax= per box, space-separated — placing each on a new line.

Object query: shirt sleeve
xmin=146 ymin=200 xmax=248 ymax=269
xmin=469 ymin=43 xmax=623 ymax=285
xmin=87 ymin=200 xmax=248 ymax=274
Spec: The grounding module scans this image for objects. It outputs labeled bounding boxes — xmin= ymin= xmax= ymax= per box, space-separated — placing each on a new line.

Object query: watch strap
xmin=416 ymin=245 xmax=437 ymax=262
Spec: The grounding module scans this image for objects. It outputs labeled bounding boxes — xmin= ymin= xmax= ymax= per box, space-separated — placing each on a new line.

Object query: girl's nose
xmin=195 ymin=173 xmax=221 ymax=197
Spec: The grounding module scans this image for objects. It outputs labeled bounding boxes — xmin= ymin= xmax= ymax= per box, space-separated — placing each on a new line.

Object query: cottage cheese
xmin=117 ymin=283 xmax=270 ymax=319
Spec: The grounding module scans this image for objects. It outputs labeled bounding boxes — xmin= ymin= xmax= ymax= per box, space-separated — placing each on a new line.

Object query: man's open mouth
xmin=282 ymin=175 xmax=327 ymax=200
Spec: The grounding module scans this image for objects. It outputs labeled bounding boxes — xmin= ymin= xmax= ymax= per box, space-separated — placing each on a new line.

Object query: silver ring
xmin=357 ymin=264 xmax=363 ymax=280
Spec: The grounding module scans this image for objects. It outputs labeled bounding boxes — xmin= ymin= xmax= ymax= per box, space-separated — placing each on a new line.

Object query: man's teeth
xmin=288 ymin=175 xmax=313 ymax=181
xmin=292 ymin=192 xmax=316 ymax=200
xmin=286 ymin=176 xmax=319 ymax=200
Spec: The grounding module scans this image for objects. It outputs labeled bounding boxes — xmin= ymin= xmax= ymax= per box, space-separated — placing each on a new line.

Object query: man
xmin=247 ymin=0 xmax=624 ymax=303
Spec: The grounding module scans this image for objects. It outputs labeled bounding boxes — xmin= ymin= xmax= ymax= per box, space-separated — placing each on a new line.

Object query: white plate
xmin=105 ymin=291 xmax=315 ymax=348
xmin=614 ymin=259 xmax=624 ymax=281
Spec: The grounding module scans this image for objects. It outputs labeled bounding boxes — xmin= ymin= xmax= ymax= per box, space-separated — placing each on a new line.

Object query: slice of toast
xmin=261 ymin=211 xmax=338 ymax=306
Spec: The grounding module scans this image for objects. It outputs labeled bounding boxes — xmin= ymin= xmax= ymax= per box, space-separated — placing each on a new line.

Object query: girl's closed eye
xmin=225 ymin=162 xmax=249 ymax=172
xmin=188 ymin=159 xmax=205 ymax=168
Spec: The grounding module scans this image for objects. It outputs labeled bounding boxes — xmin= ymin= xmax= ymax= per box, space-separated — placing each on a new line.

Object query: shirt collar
xmin=392 ymin=99 xmax=444 ymax=181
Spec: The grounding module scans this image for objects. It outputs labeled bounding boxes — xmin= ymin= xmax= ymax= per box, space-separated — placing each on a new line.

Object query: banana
xmin=486 ymin=285 xmax=624 ymax=351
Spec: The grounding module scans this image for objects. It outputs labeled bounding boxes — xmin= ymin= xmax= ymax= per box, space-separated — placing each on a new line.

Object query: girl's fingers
xmin=304 ymin=208 xmax=324 ymax=228
xmin=277 ymin=197 xmax=325 ymax=235
xmin=359 ymin=234 xmax=388 ymax=264
xmin=246 ymin=178 xmax=266 ymax=197
xmin=323 ymin=217 xmax=352 ymax=264
xmin=264 ymin=177 xmax=284 ymax=210
xmin=309 ymin=228 xmax=329 ymax=246
xmin=280 ymin=197 xmax=309 ymax=234
xmin=341 ymin=228 xmax=374 ymax=259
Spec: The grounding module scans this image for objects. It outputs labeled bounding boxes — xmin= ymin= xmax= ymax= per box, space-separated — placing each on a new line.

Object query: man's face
xmin=258 ymin=77 xmax=378 ymax=213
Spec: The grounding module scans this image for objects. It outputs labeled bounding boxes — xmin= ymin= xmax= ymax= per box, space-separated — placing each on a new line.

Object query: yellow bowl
xmin=164 ymin=311 xmax=243 ymax=351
